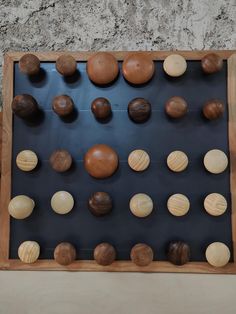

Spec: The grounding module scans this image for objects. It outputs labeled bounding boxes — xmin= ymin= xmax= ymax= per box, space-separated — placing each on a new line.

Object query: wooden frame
xmin=1 ymin=50 xmax=236 ymax=273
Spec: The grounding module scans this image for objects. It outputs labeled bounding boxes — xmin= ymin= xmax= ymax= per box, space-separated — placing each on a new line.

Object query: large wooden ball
xmin=49 ymin=149 xmax=72 ymax=172
xmin=12 ymin=94 xmax=39 ymax=119
xmin=8 ymin=195 xmax=35 ymax=219
xmin=130 ymin=243 xmax=153 ymax=266
xmin=201 ymin=53 xmax=223 ymax=74
xmin=202 ymin=99 xmax=224 ymax=120
xmin=18 ymin=241 xmax=40 ymax=263
xmin=167 ymin=241 xmax=190 ymax=265
xmin=94 ymin=243 xmax=116 ymax=266
xmin=88 ymin=192 xmax=112 ymax=216
xmin=91 ymin=97 xmax=112 ymax=120
xmin=54 ymin=242 xmax=76 ymax=265
xmin=128 ymin=98 xmax=151 ymax=123
xmin=56 ymin=54 xmax=77 ymax=76
xmin=205 ymin=242 xmax=230 ymax=267
xmin=129 ymin=193 xmax=153 ymax=218
xmin=52 ymin=95 xmax=74 ymax=117
xmin=16 ymin=150 xmax=38 ymax=172
xmin=51 ymin=191 xmax=74 ymax=214
xmin=19 ymin=54 xmax=40 ymax=76
xmin=165 ymin=96 xmax=188 ymax=118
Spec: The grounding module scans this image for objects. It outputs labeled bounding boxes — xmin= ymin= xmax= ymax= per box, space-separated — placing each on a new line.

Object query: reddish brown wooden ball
xmin=12 ymin=94 xmax=39 ymax=119
xmin=52 ymin=95 xmax=74 ymax=117
xmin=91 ymin=98 xmax=111 ymax=120
xmin=50 ymin=149 xmax=72 ymax=172
xmin=19 ymin=54 xmax=40 ymax=76
xmin=88 ymin=192 xmax=112 ymax=216
xmin=130 ymin=243 xmax=154 ymax=266
xmin=202 ymin=99 xmax=225 ymax=120
xmin=56 ymin=54 xmax=77 ymax=76
xmin=201 ymin=53 xmax=223 ymax=74
xmin=54 ymin=242 xmax=76 ymax=265
xmin=94 ymin=243 xmax=116 ymax=266
xmin=165 ymin=96 xmax=188 ymax=118
xmin=167 ymin=241 xmax=190 ymax=265
xmin=128 ymin=98 xmax=151 ymax=123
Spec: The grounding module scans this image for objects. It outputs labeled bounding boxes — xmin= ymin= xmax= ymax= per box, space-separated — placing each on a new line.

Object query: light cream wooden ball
xmin=204 ymin=149 xmax=228 ymax=174
xmin=167 ymin=194 xmax=190 ymax=216
xmin=8 ymin=195 xmax=35 ymax=219
xmin=204 ymin=193 xmax=227 ymax=216
xmin=167 ymin=150 xmax=188 ymax=172
xmin=205 ymin=242 xmax=230 ymax=267
xmin=16 ymin=150 xmax=38 ymax=171
xmin=18 ymin=241 xmax=40 ymax=263
xmin=128 ymin=149 xmax=150 ymax=172
xmin=163 ymin=54 xmax=187 ymax=77
xmin=51 ymin=191 xmax=74 ymax=214
xmin=129 ymin=193 xmax=153 ymax=218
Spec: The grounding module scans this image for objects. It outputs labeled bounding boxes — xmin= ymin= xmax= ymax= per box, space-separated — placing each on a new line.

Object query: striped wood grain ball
xmin=167 ymin=151 xmax=188 ymax=172
xmin=18 ymin=241 xmax=40 ymax=263
xmin=16 ymin=150 xmax=38 ymax=171
xmin=128 ymin=149 xmax=150 ymax=172
xmin=204 ymin=193 xmax=227 ymax=216
xmin=129 ymin=193 xmax=153 ymax=218
xmin=167 ymin=194 xmax=190 ymax=216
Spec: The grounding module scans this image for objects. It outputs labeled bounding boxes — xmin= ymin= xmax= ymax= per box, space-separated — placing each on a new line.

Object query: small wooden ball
xmin=167 ymin=151 xmax=188 ymax=172
xmin=130 ymin=243 xmax=154 ymax=266
xmin=12 ymin=94 xmax=39 ymax=119
xmin=167 ymin=241 xmax=190 ymax=265
xmin=204 ymin=149 xmax=228 ymax=174
xmin=163 ymin=54 xmax=187 ymax=77
xmin=49 ymin=149 xmax=72 ymax=172
xmin=16 ymin=150 xmax=38 ymax=171
xmin=19 ymin=54 xmax=40 ymax=76
xmin=167 ymin=194 xmax=190 ymax=216
xmin=204 ymin=193 xmax=227 ymax=216
xmin=88 ymin=192 xmax=112 ymax=216
xmin=122 ymin=53 xmax=155 ymax=84
xmin=51 ymin=191 xmax=74 ymax=214
xmin=54 ymin=242 xmax=76 ymax=266
xmin=52 ymin=95 xmax=74 ymax=117
xmin=8 ymin=195 xmax=35 ymax=219
xmin=128 ymin=149 xmax=150 ymax=172
xmin=128 ymin=98 xmax=151 ymax=123
xmin=18 ymin=241 xmax=40 ymax=264
xmin=202 ymin=99 xmax=225 ymax=120
xmin=87 ymin=52 xmax=119 ymax=85
xmin=129 ymin=193 xmax=153 ymax=218
xmin=94 ymin=243 xmax=116 ymax=266
xmin=91 ymin=97 xmax=111 ymax=120
xmin=201 ymin=53 xmax=223 ymax=74
xmin=56 ymin=54 xmax=77 ymax=76
xmin=165 ymin=96 xmax=188 ymax=118
xmin=205 ymin=242 xmax=230 ymax=267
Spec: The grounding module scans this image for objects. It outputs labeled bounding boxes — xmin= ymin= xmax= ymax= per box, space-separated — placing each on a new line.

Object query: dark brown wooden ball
xmin=52 ymin=95 xmax=74 ymax=117
xmin=19 ymin=54 xmax=40 ymax=76
xmin=167 ymin=241 xmax=190 ymax=265
xmin=54 ymin=242 xmax=76 ymax=265
xmin=12 ymin=94 xmax=39 ymax=119
xmin=128 ymin=98 xmax=151 ymax=123
xmin=88 ymin=192 xmax=112 ymax=216
xmin=201 ymin=53 xmax=223 ymax=74
xmin=130 ymin=243 xmax=154 ymax=266
xmin=56 ymin=54 xmax=77 ymax=76
xmin=202 ymin=99 xmax=225 ymax=120
xmin=91 ymin=98 xmax=111 ymax=120
xmin=165 ymin=96 xmax=188 ymax=118
xmin=50 ymin=149 xmax=72 ymax=172
xmin=94 ymin=243 xmax=116 ymax=266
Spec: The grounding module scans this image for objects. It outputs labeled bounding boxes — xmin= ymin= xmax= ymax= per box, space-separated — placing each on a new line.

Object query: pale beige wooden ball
xmin=8 ymin=195 xmax=35 ymax=219
xmin=18 ymin=241 xmax=40 ymax=263
xmin=167 ymin=151 xmax=188 ymax=172
xmin=204 ymin=193 xmax=227 ymax=216
xmin=130 ymin=193 xmax=153 ymax=217
xmin=16 ymin=150 xmax=38 ymax=171
xmin=204 ymin=149 xmax=228 ymax=174
xmin=128 ymin=149 xmax=150 ymax=172
xmin=205 ymin=242 xmax=230 ymax=267
xmin=167 ymin=194 xmax=190 ymax=216
xmin=51 ymin=191 xmax=74 ymax=214
xmin=163 ymin=54 xmax=187 ymax=77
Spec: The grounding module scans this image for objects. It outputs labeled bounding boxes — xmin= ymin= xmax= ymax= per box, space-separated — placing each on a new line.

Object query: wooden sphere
xmin=128 ymin=149 xmax=150 ymax=172
xmin=204 ymin=149 xmax=228 ymax=174
xmin=205 ymin=242 xmax=230 ymax=267
xmin=49 ymin=149 xmax=72 ymax=172
xmin=19 ymin=54 xmax=40 ymax=76
xmin=88 ymin=192 xmax=112 ymax=216
xmin=129 ymin=193 xmax=153 ymax=218
xmin=12 ymin=94 xmax=39 ymax=119
xmin=94 ymin=243 xmax=116 ymax=266
xmin=84 ymin=144 xmax=118 ymax=179
xmin=54 ymin=242 xmax=76 ymax=265
xmin=204 ymin=193 xmax=227 ymax=216
xmin=91 ymin=97 xmax=111 ymax=120
xmin=87 ymin=52 xmax=119 ymax=85
xmin=167 ymin=194 xmax=190 ymax=216
xmin=56 ymin=54 xmax=77 ymax=76
xmin=18 ymin=241 xmax=40 ymax=263
xmin=128 ymin=98 xmax=151 ymax=123
xmin=130 ymin=243 xmax=153 ymax=266
xmin=167 ymin=151 xmax=188 ymax=172
xmin=122 ymin=53 xmax=155 ymax=84
xmin=52 ymin=95 xmax=74 ymax=117
xmin=202 ymin=99 xmax=224 ymax=120
xmin=163 ymin=54 xmax=187 ymax=77
xmin=51 ymin=191 xmax=74 ymax=214
xmin=16 ymin=150 xmax=38 ymax=171
xmin=165 ymin=96 xmax=188 ymax=118
xmin=201 ymin=53 xmax=223 ymax=74
xmin=167 ymin=241 xmax=190 ymax=265
xmin=8 ymin=195 xmax=35 ymax=219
